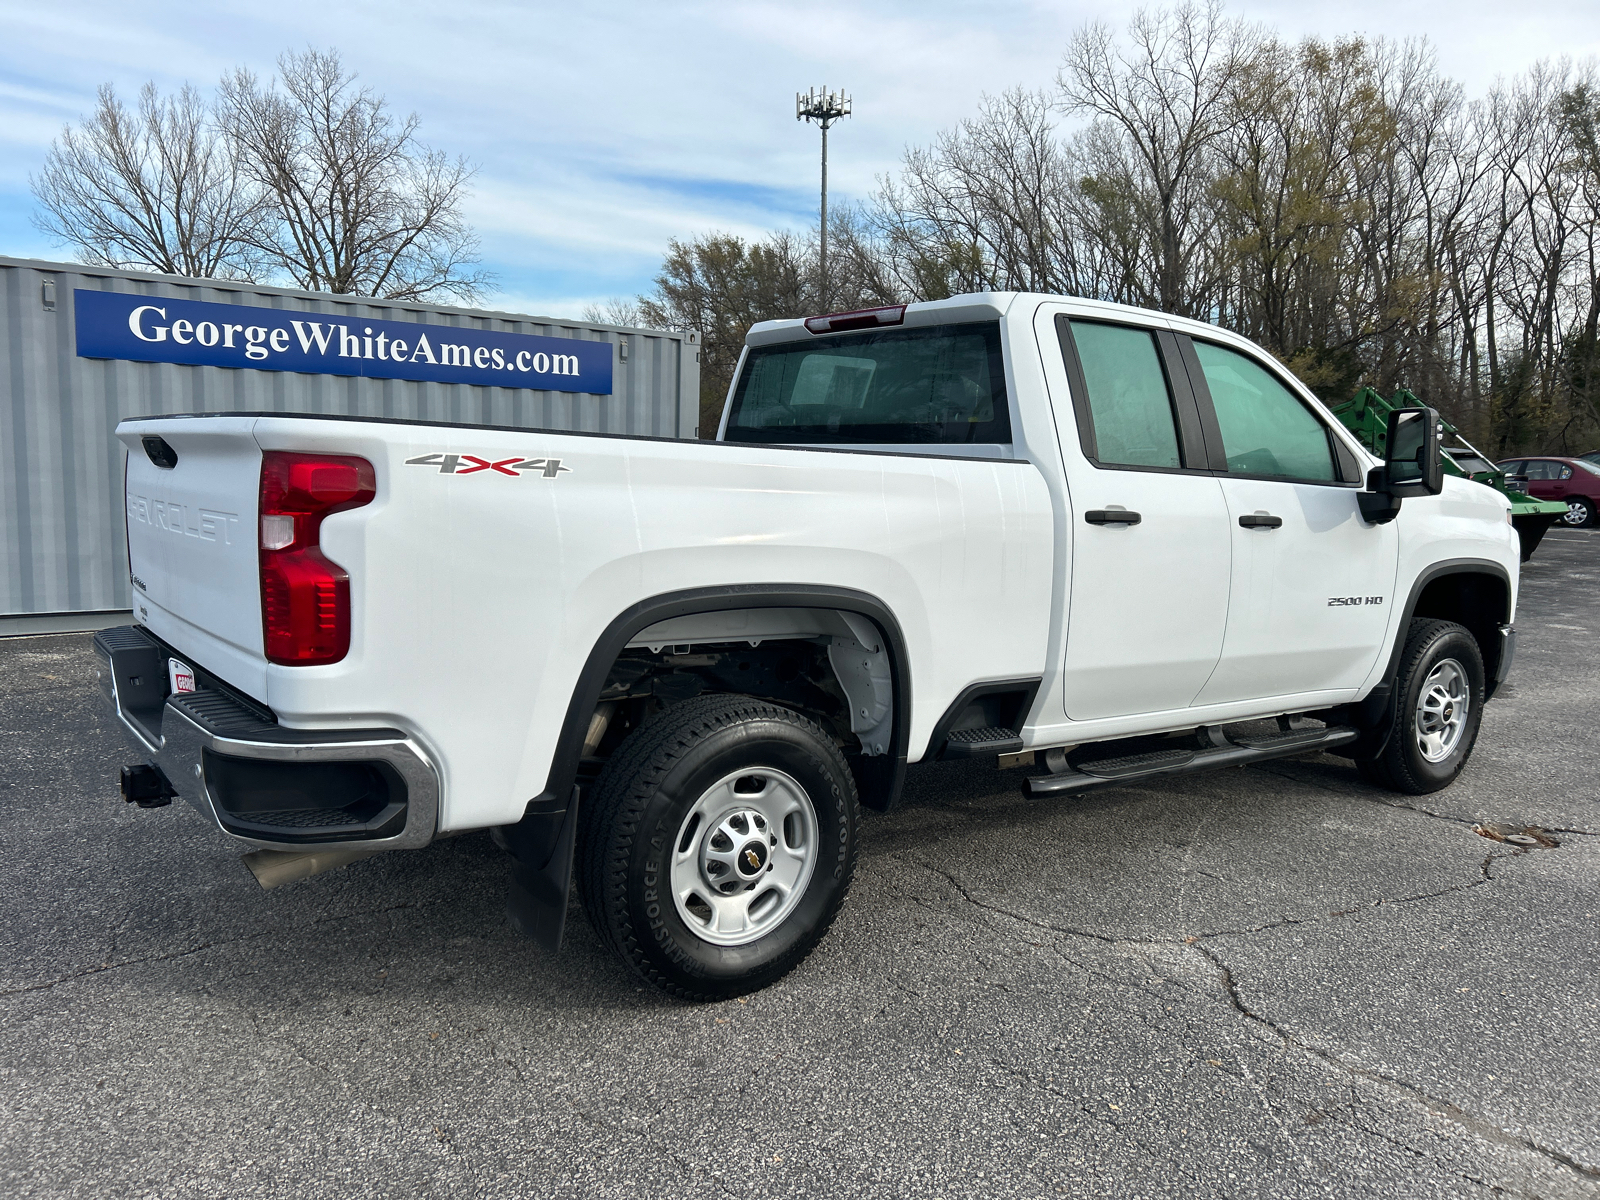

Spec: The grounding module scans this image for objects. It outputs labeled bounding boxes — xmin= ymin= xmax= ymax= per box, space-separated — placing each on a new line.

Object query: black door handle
xmin=1238 ymin=513 xmax=1283 ymax=529
xmin=1085 ymin=509 xmax=1141 ymax=525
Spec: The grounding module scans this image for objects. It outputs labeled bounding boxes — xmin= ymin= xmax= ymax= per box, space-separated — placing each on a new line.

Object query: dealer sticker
xmin=168 ymin=658 xmax=196 ymax=695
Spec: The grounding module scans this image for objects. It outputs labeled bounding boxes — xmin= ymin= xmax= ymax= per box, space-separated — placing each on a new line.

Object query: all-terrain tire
xmin=577 ymin=694 xmax=859 ymax=1000
xmin=1357 ymin=618 xmax=1485 ymax=795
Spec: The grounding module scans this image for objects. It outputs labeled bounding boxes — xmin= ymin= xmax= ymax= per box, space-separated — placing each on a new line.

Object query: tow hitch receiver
xmin=120 ymin=764 xmax=177 ymax=808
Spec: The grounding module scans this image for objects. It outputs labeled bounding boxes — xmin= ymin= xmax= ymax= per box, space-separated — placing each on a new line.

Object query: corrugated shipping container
xmin=0 ymin=256 xmax=700 ymax=626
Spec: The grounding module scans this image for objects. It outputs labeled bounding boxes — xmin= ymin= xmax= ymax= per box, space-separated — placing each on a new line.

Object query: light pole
xmin=796 ymin=85 xmax=851 ymax=309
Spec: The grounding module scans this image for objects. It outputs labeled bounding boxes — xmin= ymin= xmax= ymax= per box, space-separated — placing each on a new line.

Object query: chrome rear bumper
xmin=94 ymin=625 xmax=438 ymax=853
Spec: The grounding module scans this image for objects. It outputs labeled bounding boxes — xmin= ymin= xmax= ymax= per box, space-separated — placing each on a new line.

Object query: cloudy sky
xmin=1 ymin=1 xmax=1596 ymax=318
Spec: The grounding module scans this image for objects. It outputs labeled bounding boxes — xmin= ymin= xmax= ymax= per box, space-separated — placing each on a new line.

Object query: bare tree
xmin=32 ymin=82 xmax=267 ymax=279
xmin=1558 ymin=79 xmax=1600 ymax=439
xmin=217 ymin=48 xmax=490 ymax=302
xmin=873 ymin=89 xmax=1089 ymax=299
xmin=581 ymin=298 xmax=646 ymax=327
xmin=1057 ymin=0 xmax=1268 ymax=316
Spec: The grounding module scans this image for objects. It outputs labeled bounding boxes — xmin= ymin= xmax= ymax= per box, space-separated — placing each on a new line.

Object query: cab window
xmin=724 ymin=322 xmax=1010 ymax=445
xmin=1067 ymin=320 xmax=1181 ymax=469
xmin=1192 ymin=341 xmax=1336 ymax=482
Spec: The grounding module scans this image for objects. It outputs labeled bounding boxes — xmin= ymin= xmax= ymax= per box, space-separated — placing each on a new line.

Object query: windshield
xmin=1575 ymin=459 xmax=1600 ymax=477
xmin=724 ymin=322 xmax=1011 ymax=445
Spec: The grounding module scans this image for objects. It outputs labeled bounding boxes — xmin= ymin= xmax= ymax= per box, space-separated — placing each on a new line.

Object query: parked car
xmin=1579 ymin=451 xmax=1600 ymax=467
xmin=99 ymin=292 xmax=1520 ymax=999
xmin=1497 ymin=456 xmax=1600 ymax=527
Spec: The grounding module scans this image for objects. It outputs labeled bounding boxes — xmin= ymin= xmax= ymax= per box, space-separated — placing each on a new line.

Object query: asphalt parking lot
xmin=2 ymin=530 xmax=1597 ymax=1199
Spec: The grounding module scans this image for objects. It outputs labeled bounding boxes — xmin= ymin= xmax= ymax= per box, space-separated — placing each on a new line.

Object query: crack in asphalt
xmin=0 ymin=897 xmax=449 ymax=1000
xmin=1340 ymin=1109 xmax=1543 ymax=1200
xmin=1194 ymin=941 xmax=1600 ymax=1188
xmin=1256 ymin=763 xmax=1599 ymax=839
xmin=900 ymin=851 xmax=1600 ymax=1191
xmin=900 ymin=851 xmax=1505 ymax=947
xmin=990 ymin=1059 xmax=1127 ymax=1133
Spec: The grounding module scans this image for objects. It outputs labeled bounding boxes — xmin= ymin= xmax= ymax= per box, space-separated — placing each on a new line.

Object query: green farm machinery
xmin=1330 ymin=387 xmax=1567 ymax=562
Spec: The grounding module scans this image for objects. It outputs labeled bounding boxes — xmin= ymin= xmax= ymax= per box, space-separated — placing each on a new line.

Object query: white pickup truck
xmin=98 ymin=293 xmax=1519 ymax=998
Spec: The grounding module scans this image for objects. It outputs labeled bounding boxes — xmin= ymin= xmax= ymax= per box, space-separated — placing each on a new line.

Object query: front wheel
xmin=578 ymin=694 xmax=859 ymax=1000
xmin=1564 ymin=497 xmax=1595 ymax=527
xmin=1358 ymin=619 xmax=1485 ymax=795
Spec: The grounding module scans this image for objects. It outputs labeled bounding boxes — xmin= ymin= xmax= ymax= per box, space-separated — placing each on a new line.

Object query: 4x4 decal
xmin=405 ymin=452 xmax=571 ymax=478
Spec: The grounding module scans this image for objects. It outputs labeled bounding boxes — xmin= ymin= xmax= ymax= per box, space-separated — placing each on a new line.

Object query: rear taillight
xmin=259 ymin=452 xmax=376 ymax=666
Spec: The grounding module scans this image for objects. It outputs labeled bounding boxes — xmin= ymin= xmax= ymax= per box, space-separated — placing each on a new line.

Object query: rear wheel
xmin=578 ymin=694 xmax=858 ymax=1000
xmin=1358 ymin=619 xmax=1485 ymax=795
xmin=1563 ymin=497 xmax=1595 ymax=527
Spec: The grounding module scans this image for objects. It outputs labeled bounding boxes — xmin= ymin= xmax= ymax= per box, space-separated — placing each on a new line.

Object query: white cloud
xmin=1 ymin=0 xmax=1592 ymax=310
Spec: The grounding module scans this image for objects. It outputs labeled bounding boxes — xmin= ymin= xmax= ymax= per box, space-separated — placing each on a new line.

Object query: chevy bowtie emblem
xmin=744 ymin=849 xmax=761 ymax=870
xmin=405 ymin=452 xmax=571 ymax=478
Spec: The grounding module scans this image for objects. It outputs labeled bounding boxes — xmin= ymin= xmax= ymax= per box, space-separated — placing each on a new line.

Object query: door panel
xmin=1177 ymin=336 xmax=1397 ymax=704
xmin=1194 ymin=478 xmax=1397 ymax=704
xmin=1062 ymin=473 xmax=1232 ymax=718
xmin=1049 ymin=312 xmax=1232 ymax=720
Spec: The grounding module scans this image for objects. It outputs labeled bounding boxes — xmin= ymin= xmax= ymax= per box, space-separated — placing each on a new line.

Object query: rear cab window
xmin=1067 ymin=321 xmax=1182 ymax=469
xmin=723 ymin=322 xmax=1011 ymax=446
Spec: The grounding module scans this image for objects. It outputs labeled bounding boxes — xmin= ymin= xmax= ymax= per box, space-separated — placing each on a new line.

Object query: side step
xmin=1024 ymin=724 xmax=1359 ymax=798
xmin=943 ymin=726 xmax=1024 ymax=757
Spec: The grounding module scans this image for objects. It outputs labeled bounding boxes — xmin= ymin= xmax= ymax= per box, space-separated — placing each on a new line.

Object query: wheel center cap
xmin=1443 ymin=704 xmax=1453 ymax=720
xmin=738 ymin=841 xmax=768 ymax=876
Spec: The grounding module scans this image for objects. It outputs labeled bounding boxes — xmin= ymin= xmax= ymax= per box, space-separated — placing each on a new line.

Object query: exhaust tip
xmin=242 ymin=848 xmax=381 ymax=890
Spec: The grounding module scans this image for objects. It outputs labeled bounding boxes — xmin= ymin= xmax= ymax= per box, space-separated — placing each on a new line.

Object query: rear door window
xmin=1192 ymin=341 xmax=1336 ymax=482
xmin=723 ymin=322 xmax=1010 ymax=445
xmin=1066 ymin=320 xmax=1182 ymax=469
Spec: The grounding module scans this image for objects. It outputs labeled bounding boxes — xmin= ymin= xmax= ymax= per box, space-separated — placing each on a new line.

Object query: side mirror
xmin=1358 ymin=406 xmax=1443 ymax=523
xmin=1384 ymin=407 xmax=1443 ymax=497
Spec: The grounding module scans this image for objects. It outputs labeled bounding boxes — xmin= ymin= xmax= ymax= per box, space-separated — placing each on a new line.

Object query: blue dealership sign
xmin=74 ymin=289 xmax=613 ymax=394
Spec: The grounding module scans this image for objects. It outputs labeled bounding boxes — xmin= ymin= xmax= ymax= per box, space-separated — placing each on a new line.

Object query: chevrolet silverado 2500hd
xmin=97 ymin=293 xmax=1518 ymax=998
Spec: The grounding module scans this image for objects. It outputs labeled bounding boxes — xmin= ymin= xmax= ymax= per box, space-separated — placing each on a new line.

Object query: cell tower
xmin=796 ymin=86 xmax=852 ymax=308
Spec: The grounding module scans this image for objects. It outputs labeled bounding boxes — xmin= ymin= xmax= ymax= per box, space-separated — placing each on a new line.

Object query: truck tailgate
xmin=119 ymin=417 xmax=267 ymax=697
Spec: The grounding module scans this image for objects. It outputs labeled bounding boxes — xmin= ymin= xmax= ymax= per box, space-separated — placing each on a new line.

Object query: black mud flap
xmin=504 ymin=789 xmax=580 ymax=954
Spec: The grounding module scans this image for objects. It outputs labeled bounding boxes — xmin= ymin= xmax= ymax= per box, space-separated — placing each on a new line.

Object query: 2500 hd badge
xmin=1329 ymin=595 xmax=1385 ymax=606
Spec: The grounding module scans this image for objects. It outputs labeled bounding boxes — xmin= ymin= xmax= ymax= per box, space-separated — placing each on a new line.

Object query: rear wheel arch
xmin=544 ymin=586 xmax=912 ymax=818
xmin=502 ymin=585 xmax=911 ymax=956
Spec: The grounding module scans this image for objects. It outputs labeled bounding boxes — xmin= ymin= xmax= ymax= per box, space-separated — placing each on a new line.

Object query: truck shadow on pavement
xmin=54 ymin=747 xmax=1506 ymax=1014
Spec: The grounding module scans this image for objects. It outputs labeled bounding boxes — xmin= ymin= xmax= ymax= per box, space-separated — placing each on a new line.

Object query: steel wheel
xmin=1415 ymin=658 xmax=1470 ymax=763
xmin=670 ymin=767 xmax=818 ymax=947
